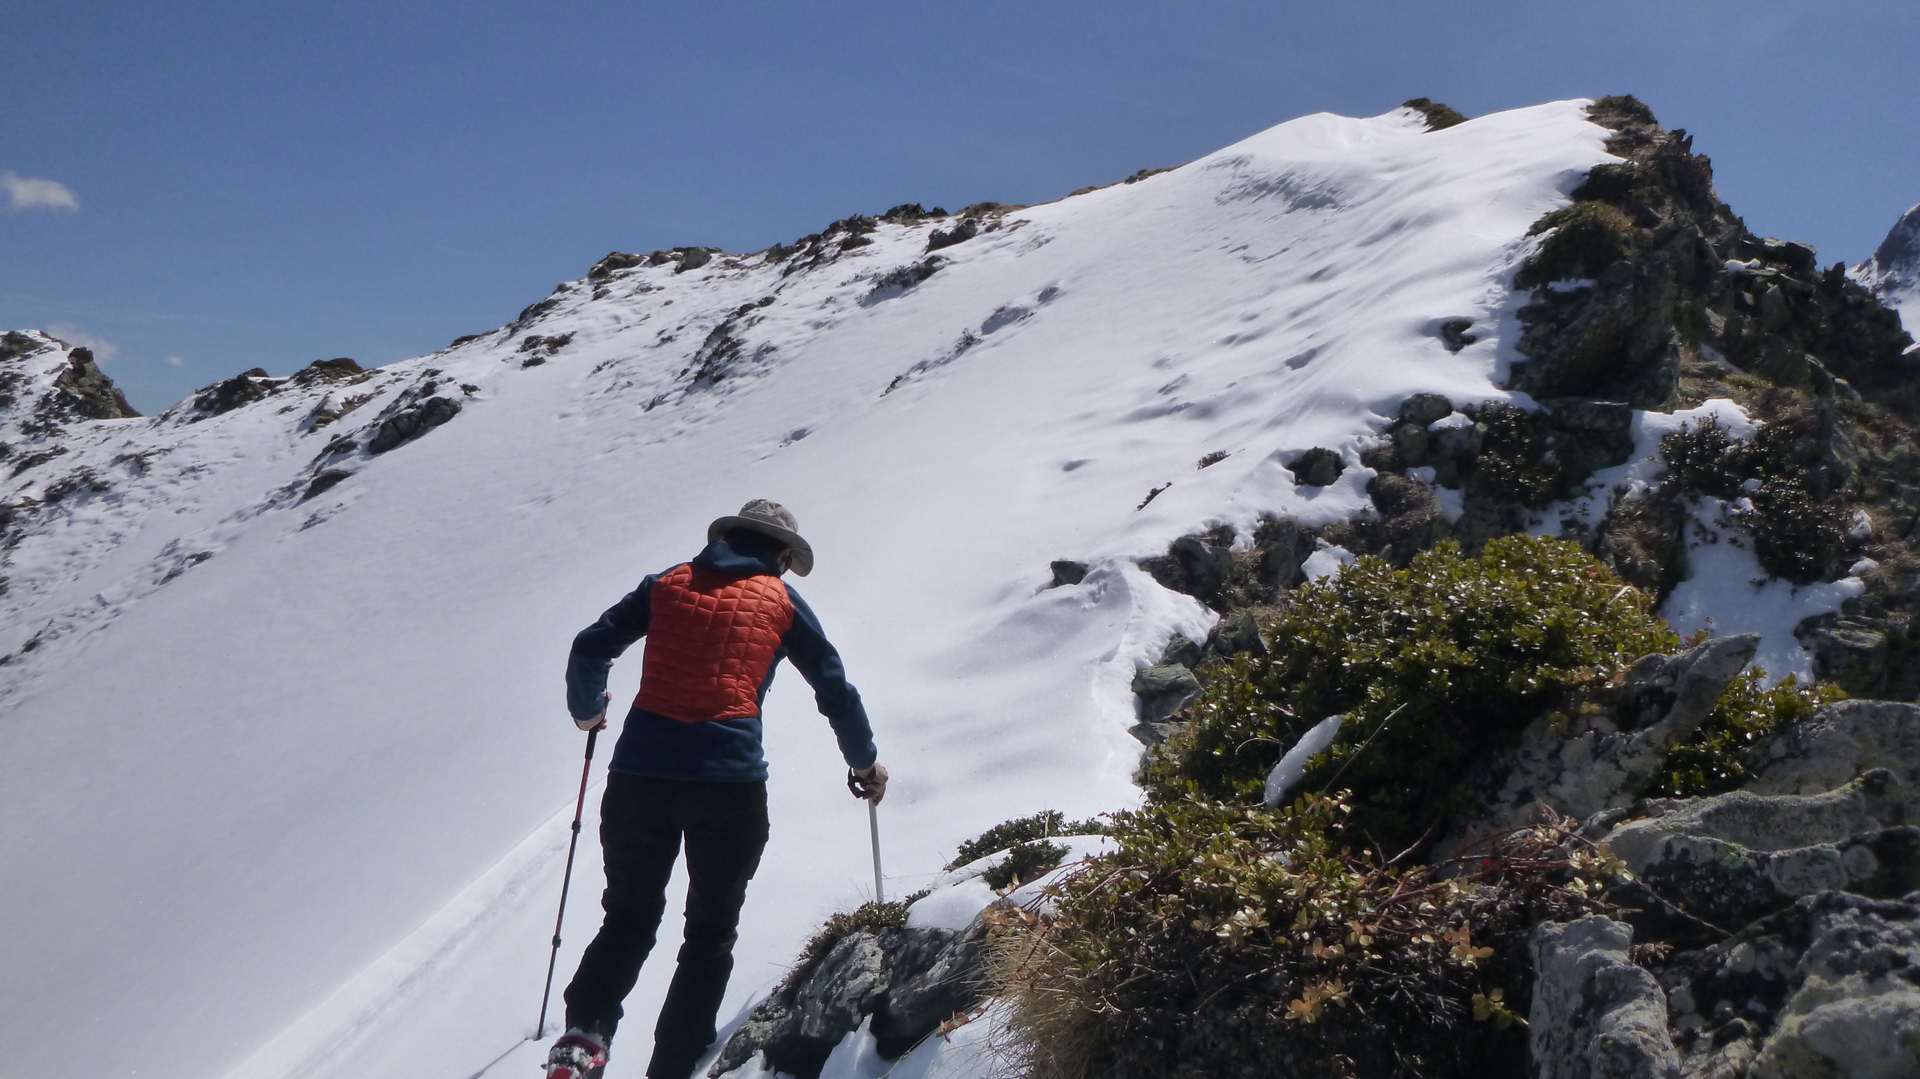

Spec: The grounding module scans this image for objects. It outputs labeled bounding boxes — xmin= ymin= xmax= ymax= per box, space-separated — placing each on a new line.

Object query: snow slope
xmin=5 ymin=100 xmax=1646 ymax=1077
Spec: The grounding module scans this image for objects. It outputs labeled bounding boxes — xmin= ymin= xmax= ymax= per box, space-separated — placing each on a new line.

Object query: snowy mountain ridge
xmin=3 ymin=97 xmax=1913 ymax=1078
xmin=1853 ymin=201 xmax=1920 ymax=338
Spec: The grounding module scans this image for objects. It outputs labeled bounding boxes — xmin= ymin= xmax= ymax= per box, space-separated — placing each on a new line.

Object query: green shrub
xmin=1653 ymin=669 xmax=1846 ymax=797
xmin=990 ymin=796 xmax=1619 ymax=1079
xmin=981 ymin=840 xmax=1071 ymax=890
xmin=779 ymin=899 xmax=908 ymax=994
xmin=1140 ymin=536 xmax=1678 ymax=850
xmin=1469 ymin=403 xmax=1564 ymax=507
xmin=1659 ymin=416 xmax=1745 ymax=496
xmin=948 ymin=811 xmax=1106 ymax=871
xmin=1515 ymin=202 xmax=1636 ymax=289
xmin=1658 ymin=413 xmax=1850 ymax=583
xmin=1748 ymin=478 xmax=1847 ymax=584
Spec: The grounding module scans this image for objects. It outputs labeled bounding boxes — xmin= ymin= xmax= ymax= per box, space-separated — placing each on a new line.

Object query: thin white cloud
xmin=166 ymin=355 xmax=185 ymax=368
xmin=45 ymin=322 xmax=120 ymax=362
xmin=2 ymin=171 xmax=79 ymax=212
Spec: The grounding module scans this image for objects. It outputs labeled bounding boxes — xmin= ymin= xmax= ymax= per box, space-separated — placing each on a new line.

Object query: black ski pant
xmin=563 ymin=772 xmax=769 ymax=1079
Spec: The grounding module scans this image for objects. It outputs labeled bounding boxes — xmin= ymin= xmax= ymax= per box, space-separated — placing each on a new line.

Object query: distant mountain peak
xmin=1853 ymin=203 xmax=1920 ymax=334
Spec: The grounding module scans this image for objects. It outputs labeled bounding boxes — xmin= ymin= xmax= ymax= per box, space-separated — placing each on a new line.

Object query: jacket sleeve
xmin=782 ymin=585 xmax=879 ymax=770
xmin=565 ymin=576 xmax=655 ymax=723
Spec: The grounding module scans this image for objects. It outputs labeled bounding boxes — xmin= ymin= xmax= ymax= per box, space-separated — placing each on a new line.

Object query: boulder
xmin=1169 ymin=535 xmax=1233 ymax=601
xmin=1288 ymin=447 xmax=1344 ymax=487
xmin=1132 ymin=664 xmax=1201 ymax=724
xmin=1529 ymin=916 xmax=1681 ymax=1079
xmin=1209 ymin=609 xmax=1267 ymax=658
xmin=1255 ymin=518 xmax=1313 ymax=589
xmin=1398 ymin=392 xmax=1455 ymax=427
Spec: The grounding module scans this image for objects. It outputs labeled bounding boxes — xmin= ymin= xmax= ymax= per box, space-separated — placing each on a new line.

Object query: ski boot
xmin=544 ymin=1027 xmax=610 ymax=1079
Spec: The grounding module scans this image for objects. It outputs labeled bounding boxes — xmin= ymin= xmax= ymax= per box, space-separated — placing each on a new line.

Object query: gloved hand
xmin=847 ymin=762 xmax=889 ymax=804
xmin=576 ymin=692 xmax=610 ymax=733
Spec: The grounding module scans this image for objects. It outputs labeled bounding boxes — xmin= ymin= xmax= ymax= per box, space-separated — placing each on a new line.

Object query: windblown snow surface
xmin=0 ymin=100 xmax=1858 ymax=1078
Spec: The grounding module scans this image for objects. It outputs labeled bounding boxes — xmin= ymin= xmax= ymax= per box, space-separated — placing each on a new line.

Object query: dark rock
xmin=588 ymin=251 xmax=645 ymax=280
xmin=1398 ymin=392 xmax=1455 ymax=427
xmin=1159 ymin=635 xmax=1205 ymax=669
xmin=302 ymin=469 xmax=352 ymax=502
xmin=189 ymin=368 xmax=280 ymax=418
xmin=1542 ymin=398 xmax=1635 ymax=474
xmin=1255 ymin=518 xmax=1313 ymax=588
xmin=711 ymin=921 xmax=992 ymax=1077
xmin=865 ymin=258 xmax=943 ymax=302
xmin=1439 ymin=318 xmax=1478 ymax=352
xmin=1169 ymin=535 xmax=1233 ymax=601
xmin=1132 ymin=663 xmax=1201 ymax=724
xmin=675 ymin=247 xmax=715 ymax=273
xmin=1529 ymin=917 xmax=1681 ymax=1079
xmin=926 ymin=218 xmax=979 ymax=252
xmin=870 ymin=924 xmax=987 ymax=1057
xmin=291 ymin=357 xmax=367 ymax=387
xmin=1288 ymin=447 xmax=1344 ymax=487
xmin=1048 ymin=559 xmax=1089 ymax=588
xmin=367 ymin=394 xmax=461 ymax=455
xmin=1389 ymin=422 xmax=1431 ymax=467
xmin=448 ymin=332 xmax=489 ymax=349
xmin=1209 ymin=609 xmax=1267 ymax=657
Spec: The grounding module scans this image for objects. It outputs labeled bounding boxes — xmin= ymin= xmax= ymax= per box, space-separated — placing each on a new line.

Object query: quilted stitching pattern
xmin=633 ymin=563 xmax=795 ymax=723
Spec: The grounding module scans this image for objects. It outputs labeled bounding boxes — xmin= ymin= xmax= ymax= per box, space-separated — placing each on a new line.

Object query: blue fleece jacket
xmin=564 ymin=533 xmax=879 ymax=781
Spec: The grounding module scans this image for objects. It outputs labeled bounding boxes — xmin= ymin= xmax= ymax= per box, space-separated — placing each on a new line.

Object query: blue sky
xmin=4 ymin=1 xmax=1915 ymax=412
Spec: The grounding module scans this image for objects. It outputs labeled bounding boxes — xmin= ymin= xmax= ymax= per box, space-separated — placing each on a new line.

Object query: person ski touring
xmin=546 ymin=499 xmax=888 ymax=1079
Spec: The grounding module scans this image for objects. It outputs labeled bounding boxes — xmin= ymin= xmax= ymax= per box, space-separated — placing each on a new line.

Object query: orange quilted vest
xmin=632 ymin=562 xmax=796 ymax=723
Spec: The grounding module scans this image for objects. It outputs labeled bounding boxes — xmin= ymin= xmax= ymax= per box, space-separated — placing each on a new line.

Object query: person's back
xmin=545 ymin=500 xmax=888 ymax=1079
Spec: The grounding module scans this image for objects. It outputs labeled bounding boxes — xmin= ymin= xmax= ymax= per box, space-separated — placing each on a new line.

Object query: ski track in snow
xmin=2 ymin=101 xmax=1655 ymax=1078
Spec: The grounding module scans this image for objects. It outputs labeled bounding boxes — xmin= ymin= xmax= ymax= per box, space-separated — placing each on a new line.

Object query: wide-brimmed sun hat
xmin=708 ymin=498 xmax=815 ymax=576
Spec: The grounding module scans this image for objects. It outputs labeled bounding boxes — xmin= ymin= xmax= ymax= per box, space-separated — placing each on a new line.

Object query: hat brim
xmin=708 ymin=515 xmax=815 ymax=576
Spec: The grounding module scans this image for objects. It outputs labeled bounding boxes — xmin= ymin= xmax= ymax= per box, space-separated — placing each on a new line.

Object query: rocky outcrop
xmin=1530 ymin=917 xmax=1680 ymax=1079
xmin=1443 ymin=635 xmax=1759 ymax=859
xmin=711 ymin=921 xmax=987 ymax=1078
xmin=1659 ymin=892 xmax=1920 ymax=1079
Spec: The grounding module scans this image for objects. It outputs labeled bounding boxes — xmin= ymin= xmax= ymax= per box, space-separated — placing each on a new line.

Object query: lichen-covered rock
xmin=1209 ymin=609 xmax=1267 ymax=658
xmin=1494 ymin=635 xmax=1761 ymax=824
xmin=1743 ymin=699 xmax=1920 ymax=798
xmin=1530 ymin=916 xmax=1681 ymax=1079
xmin=1660 ymin=892 xmax=1920 ymax=1079
xmin=1601 ymin=771 xmax=1920 ymax=930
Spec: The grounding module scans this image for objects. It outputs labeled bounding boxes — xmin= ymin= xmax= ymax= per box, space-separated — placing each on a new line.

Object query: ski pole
xmin=537 ymin=726 xmax=598 ymax=1038
xmin=868 ymin=799 xmax=884 ymax=904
